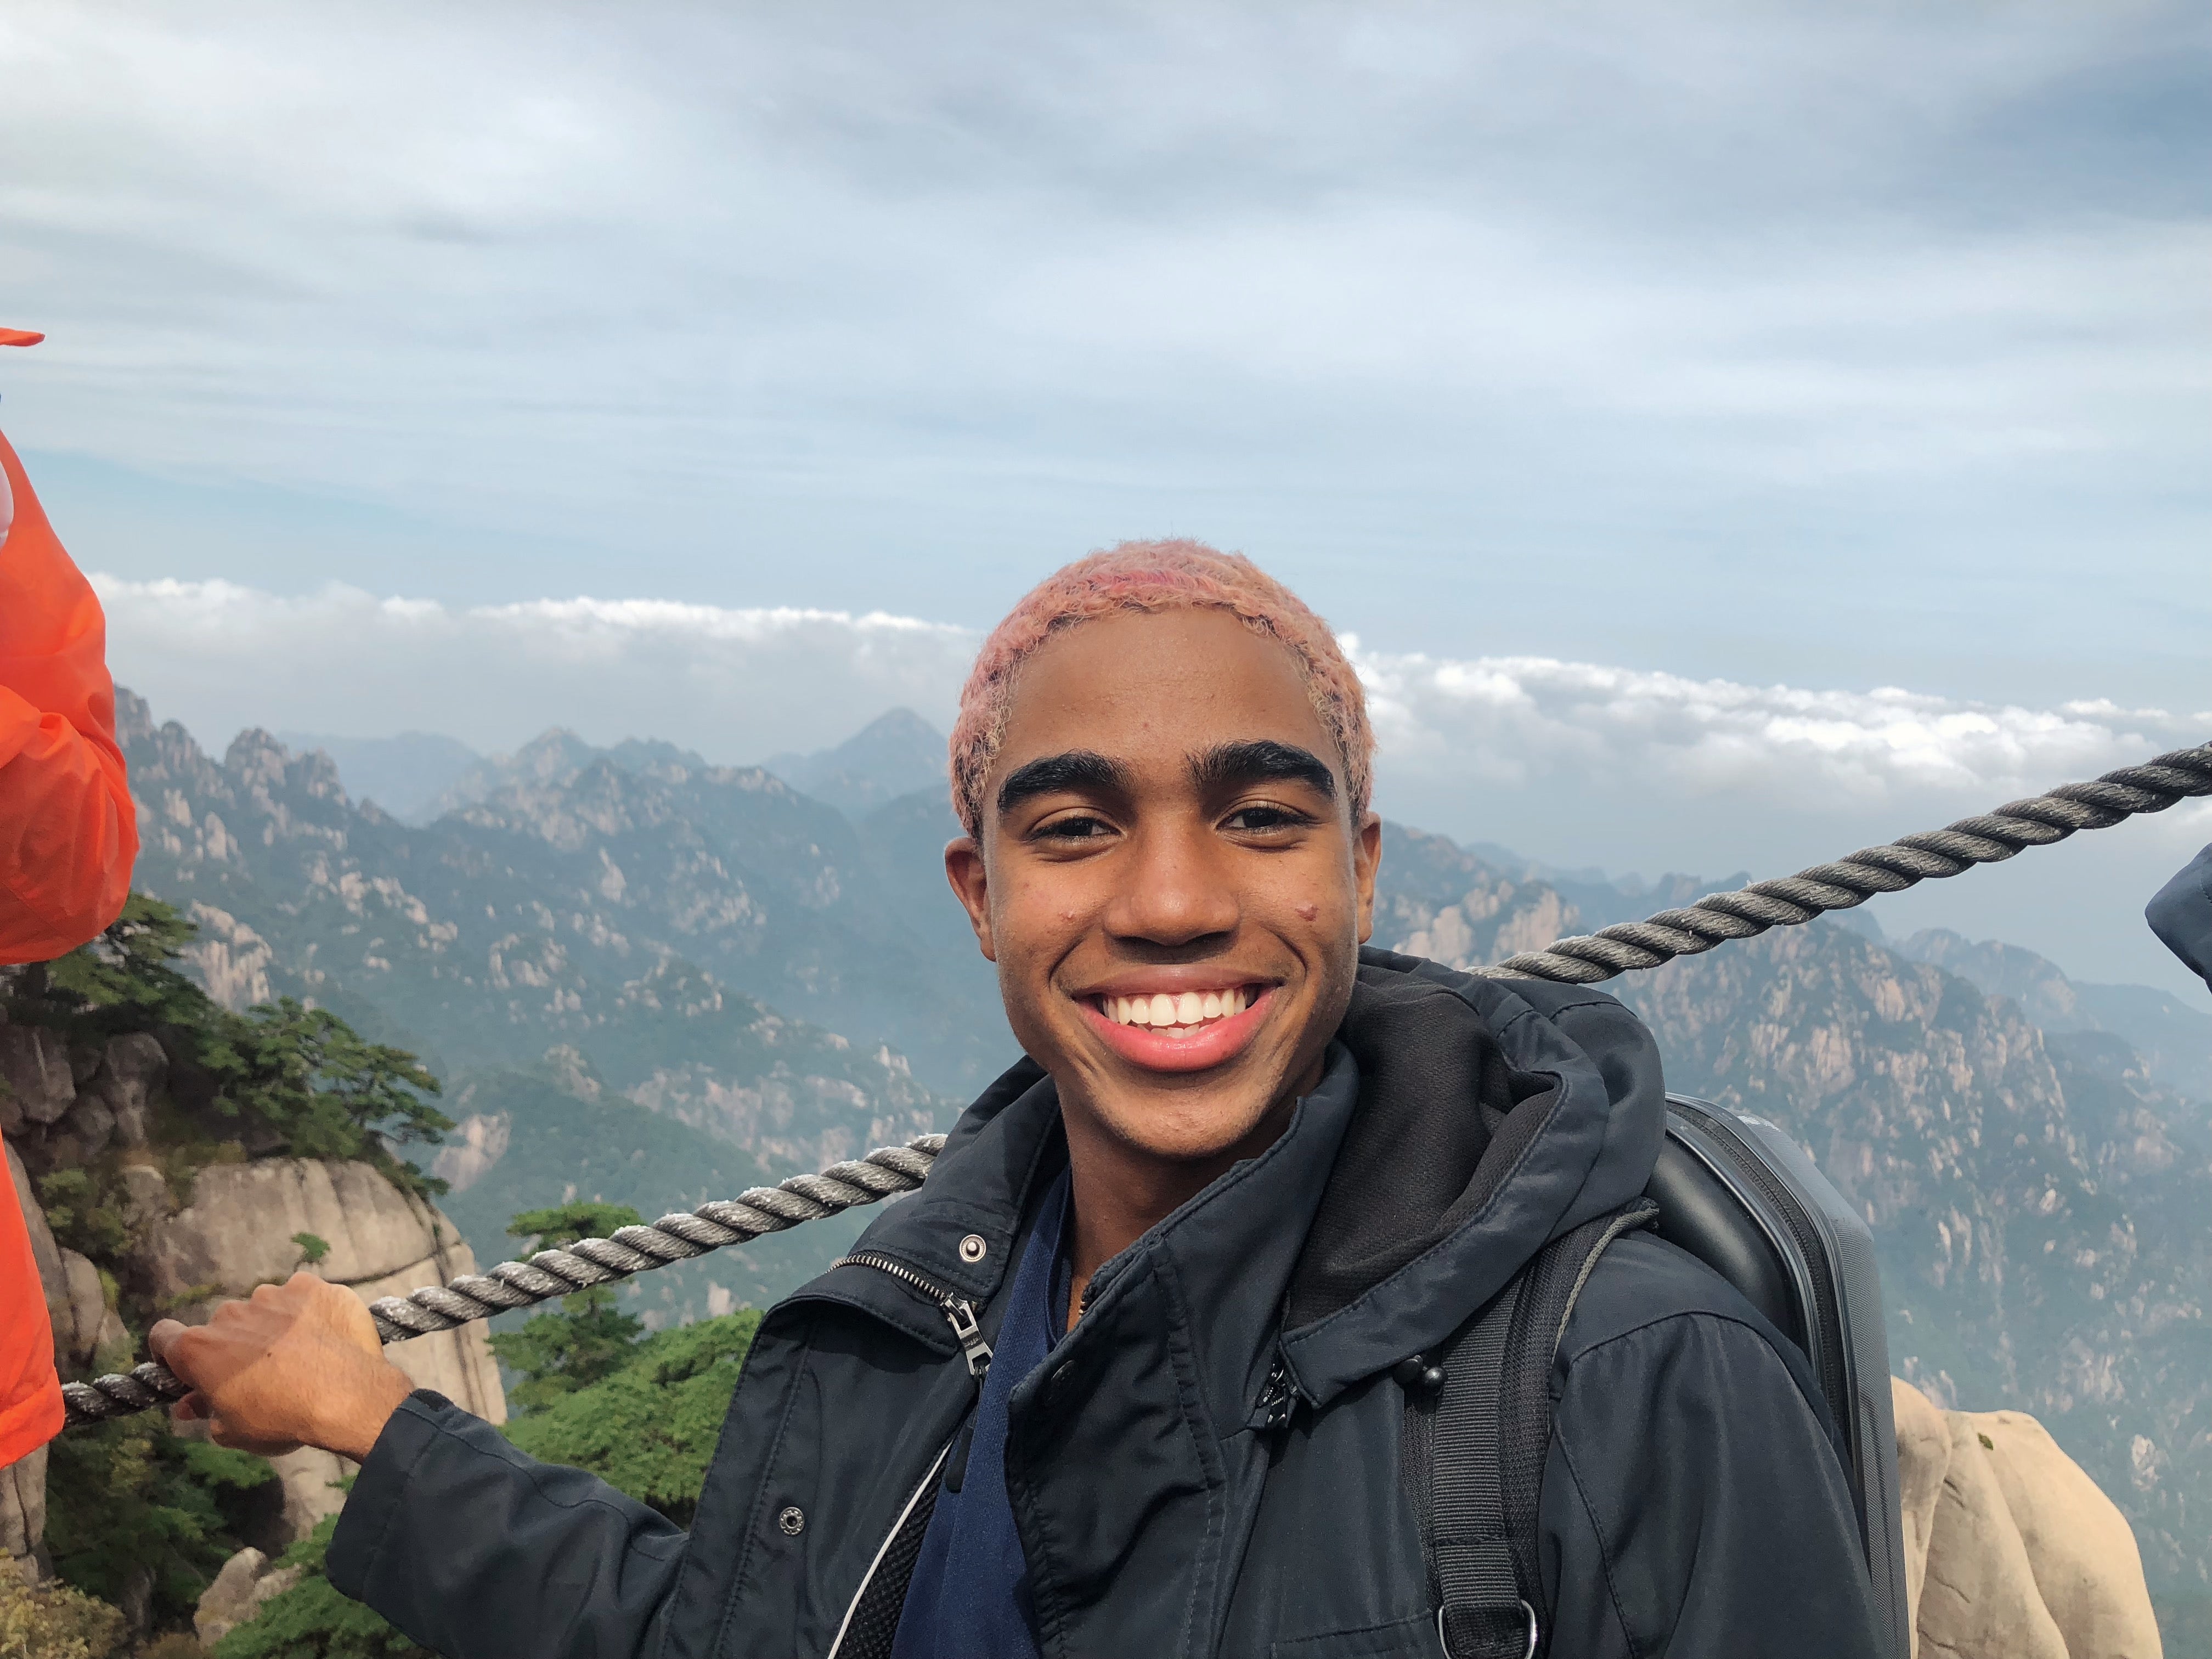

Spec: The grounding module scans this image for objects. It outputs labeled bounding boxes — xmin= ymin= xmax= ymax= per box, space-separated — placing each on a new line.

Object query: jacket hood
xmin=1277 ymin=946 xmax=1664 ymax=1403
xmin=819 ymin=945 xmax=1666 ymax=1415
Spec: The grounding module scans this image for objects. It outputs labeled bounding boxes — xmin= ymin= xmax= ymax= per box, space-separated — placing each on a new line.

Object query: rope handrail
xmin=61 ymin=1137 xmax=946 ymax=1426
xmin=60 ymin=741 xmax=2211 ymax=1427
xmin=1475 ymin=743 xmax=2212 ymax=983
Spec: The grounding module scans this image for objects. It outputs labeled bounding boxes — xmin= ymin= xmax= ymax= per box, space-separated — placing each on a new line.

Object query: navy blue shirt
xmin=891 ymin=1169 xmax=1072 ymax=1659
xmin=2148 ymin=844 xmax=2212 ymax=991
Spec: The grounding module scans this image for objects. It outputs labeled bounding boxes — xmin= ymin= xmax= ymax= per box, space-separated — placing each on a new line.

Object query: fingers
xmin=147 ymin=1317 xmax=187 ymax=1364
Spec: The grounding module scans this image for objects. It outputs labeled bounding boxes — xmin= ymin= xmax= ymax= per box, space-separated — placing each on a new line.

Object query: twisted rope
xmin=1469 ymin=743 xmax=2211 ymax=985
xmin=60 ymin=1135 xmax=945 ymax=1427
xmin=59 ymin=742 xmax=2210 ymax=1427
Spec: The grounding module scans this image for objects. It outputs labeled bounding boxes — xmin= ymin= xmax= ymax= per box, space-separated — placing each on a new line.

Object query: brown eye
xmin=1222 ymin=804 xmax=1313 ymax=834
xmin=1037 ymin=814 xmax=1114 ymax=841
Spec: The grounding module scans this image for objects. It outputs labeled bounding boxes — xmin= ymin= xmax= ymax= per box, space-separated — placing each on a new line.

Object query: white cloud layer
xmin=1358 ymin=644 xmax=2208 ymax=816
xmin=98 ymin=573 xmax=2211 ymax=996
xmin=98 ymin=576 xmax=979 ymax=760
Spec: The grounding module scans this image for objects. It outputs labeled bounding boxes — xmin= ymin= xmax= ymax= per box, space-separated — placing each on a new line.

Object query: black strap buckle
xmin=1436 ymin=1598 xmax=1538 ymax=1659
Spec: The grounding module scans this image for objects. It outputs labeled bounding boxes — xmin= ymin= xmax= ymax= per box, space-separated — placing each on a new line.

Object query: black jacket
xmin=2148 ymin=844 xmax=2212 ymax=990
xmin=329 ymin=949 xmax=1882 ymax=1658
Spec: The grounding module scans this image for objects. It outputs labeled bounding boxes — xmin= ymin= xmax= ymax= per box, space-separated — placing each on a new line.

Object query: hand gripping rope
xmin=60 ymin=742 xmax=2211 ymax=1427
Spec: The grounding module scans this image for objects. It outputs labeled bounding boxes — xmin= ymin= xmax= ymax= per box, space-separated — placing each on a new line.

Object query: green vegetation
xmin=486 ymin=1201 xmax=647 ymax=1415
xmin=0 ymin=1568 xmax=128 ymax=1659
xmin=5 ymin=895 xmax=453 ymax=1198
xmin=22 ymin=901 xmax=763 ymax=1651
xmin=35 ymin=1168 xmax=132 ymax=1261
xmin=43 ymin=1416 xmax=275 ymax=1632
xmin=504 ymin=1312 xmax=760 ymax=1526
xmin=222 ymin=997 xmax=449 ymax=1177
xmin=11 ymin=897 xmax=455 ymax=1645
xmin=211 ymin=1514 xmax=428 ymax=1659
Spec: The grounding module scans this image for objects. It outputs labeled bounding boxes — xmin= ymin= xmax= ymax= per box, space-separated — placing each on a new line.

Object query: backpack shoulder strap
xmin=1403 ymin=1199 xmax=1657 ymax=1659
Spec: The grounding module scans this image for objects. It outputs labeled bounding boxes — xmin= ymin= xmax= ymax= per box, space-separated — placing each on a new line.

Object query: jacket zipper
xmin=818 ymin=1252 xmax=990 ymax=1657
xmin=832 ymin=1251 xmax=995 ymax=1378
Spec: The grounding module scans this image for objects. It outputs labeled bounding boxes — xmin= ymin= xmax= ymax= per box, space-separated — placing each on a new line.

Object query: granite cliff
xmin=0 ymin=920 xmax=503 ymax=1641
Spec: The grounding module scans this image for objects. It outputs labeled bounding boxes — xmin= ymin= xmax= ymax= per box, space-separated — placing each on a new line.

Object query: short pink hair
xmin=950 ymin=539 xmax=1374 ymax=838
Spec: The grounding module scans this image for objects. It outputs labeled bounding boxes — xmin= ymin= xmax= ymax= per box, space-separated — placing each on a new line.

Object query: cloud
xmin=99 ymin=571 xmax=2211 ymax=995
xmin=1359 ymin=644 xmax=2208 ymax=810
xmin=8 ymin=2 xmax=2207 ymax=725
xmin=95 ymin=575 xmax=979 ymax=761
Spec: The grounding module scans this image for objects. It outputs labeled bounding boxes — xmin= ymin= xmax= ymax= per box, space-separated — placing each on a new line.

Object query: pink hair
xmin=950 ymin=539 xmax=1374 ymax=838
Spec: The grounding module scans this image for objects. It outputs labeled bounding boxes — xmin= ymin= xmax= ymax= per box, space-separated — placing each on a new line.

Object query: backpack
xmin=1403 ymin=1092 xmax=1911 ymax=1659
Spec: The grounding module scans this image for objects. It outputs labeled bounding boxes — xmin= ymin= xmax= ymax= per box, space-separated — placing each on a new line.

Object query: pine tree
xmin=486 ymin=1201 xmax=648 ymax=1414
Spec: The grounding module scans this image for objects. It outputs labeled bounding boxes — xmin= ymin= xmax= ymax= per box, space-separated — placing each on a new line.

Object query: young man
xmin=153 ymin=543 xmax=1882 ymax=1657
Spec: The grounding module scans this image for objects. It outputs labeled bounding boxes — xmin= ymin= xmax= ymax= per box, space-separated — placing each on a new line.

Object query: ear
xmin=1352 ymin=811 xmax=1383 ymax=945
xmin=944 ymin=835 xmax=998 ymax=962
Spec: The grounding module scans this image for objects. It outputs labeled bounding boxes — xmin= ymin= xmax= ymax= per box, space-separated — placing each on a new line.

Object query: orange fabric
xmin=0 ymin=428 xmax=139 ymax=965
xmin=0 ymin=1156 xmax=61 ymax=1467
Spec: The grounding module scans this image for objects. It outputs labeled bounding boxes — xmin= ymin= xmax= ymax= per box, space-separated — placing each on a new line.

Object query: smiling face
xmin=945 ymin=607 xmax=1381 ymax=1181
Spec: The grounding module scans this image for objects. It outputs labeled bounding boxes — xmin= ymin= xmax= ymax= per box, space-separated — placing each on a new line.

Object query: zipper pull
xmin=943 ymin=1299 xmax=994 ymax=1378
xmin=1255 ymin=1354 xmax=1298 ymax=1434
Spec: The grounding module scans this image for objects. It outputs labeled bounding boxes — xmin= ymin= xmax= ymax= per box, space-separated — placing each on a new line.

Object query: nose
xmin=1101 ymin=820 xmax=1240 ymax=949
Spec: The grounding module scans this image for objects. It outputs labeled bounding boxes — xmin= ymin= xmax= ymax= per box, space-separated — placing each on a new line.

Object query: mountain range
xmin=118 ymin=688 xmax=2211 ymax=1637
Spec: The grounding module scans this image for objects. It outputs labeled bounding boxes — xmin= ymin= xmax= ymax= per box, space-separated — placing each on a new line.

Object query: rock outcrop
xmin=0 ymin=1450 xmax=44 ymax=1588
xmin=140 ymin=1155 xmax=507 ymax=1543
xmin=150 ymin=1157 xmax=506 ymax=1423
xmin=1894 ymin=1376 xmax=2163 ymax=1658
xmin=193 ymin=1546 xmax=301 ymax=1646
xmin=1 ymin=986 xmax=506 ymax=1567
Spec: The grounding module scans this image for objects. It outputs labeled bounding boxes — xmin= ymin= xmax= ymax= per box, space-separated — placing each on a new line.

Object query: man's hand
xmin=149 ymin=1273 xmax=416 ymax=1462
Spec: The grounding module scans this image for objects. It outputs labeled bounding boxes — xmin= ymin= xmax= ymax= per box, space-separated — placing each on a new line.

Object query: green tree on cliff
xmin=486 ymin=1200 xmax=648 ymax=1414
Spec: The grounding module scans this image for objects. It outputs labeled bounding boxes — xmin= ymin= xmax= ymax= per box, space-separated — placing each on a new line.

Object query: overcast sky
xmin=4 ymin=1 xmax=2208 ymax=995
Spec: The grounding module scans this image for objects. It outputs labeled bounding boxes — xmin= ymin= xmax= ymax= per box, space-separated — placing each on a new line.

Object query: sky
xmin=4 ymin=1 xmax=2208 ymax=996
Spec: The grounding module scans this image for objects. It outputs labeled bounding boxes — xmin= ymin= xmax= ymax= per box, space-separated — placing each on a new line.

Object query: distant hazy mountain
xmin=120 ymin=690 xmax=983 ymax=1312
xmin=422 ymin=731 xmax=714 ymax=821
xmin=1892 ymin=927 xmax=2212 ymax=1103
xmin=275 ymin=729 xmax=481 ymax=823
xmin=763 ymin=707 xmax=947 ymax=819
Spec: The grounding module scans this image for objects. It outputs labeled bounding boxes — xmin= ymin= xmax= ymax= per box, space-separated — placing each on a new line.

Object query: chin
xmin=1096 ymin=1081 xmax=1289 ymax=1166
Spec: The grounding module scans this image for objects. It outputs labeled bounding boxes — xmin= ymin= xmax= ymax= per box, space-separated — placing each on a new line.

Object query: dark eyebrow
xmin=1189 ymin=740 xmax=1337 ymax=801
xmin=995 ymin=750 xmax=1135 ymax=818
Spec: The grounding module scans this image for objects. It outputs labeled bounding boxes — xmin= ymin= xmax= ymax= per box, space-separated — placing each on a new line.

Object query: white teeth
xmin=1103 ymin=986 xmax=1257 ymax=1030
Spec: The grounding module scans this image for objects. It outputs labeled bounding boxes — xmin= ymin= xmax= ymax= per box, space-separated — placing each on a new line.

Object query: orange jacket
xmin=0 ymin=427 xmax=138 ymax=964
xmin=0 ymin=1155 xmax=61 ymax=1468
xmin=1 ymin=375 xmax=137 ymax=1465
